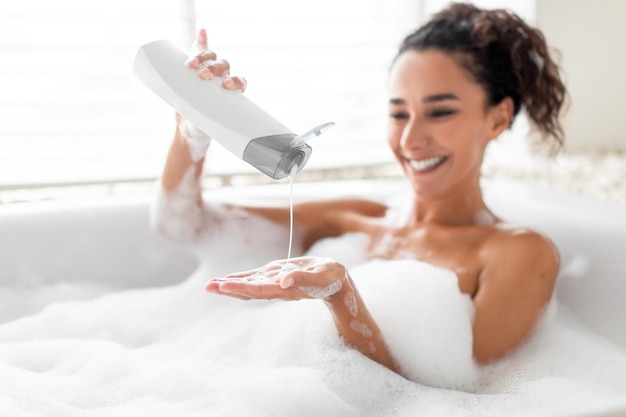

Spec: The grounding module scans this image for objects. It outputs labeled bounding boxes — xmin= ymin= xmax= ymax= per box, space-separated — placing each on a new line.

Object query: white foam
xmin=305 ymin=232 xmax=370 ymax=269
xmin=179 ymin=118 xmax=212 ymax=162
xmin=343 ymin=291 xmax=359 ymax=317
xmin=151 ymin=166 xmax=205 ymax=242
xmin=2 ymin=207 xmax=626 ymax=416
xmin=351 ymin=258 xmax=478 ymax=391
xmin=350 ymin=320 xmax=374 ymax=337
xmin=299 ymin=279 xmax=343 ymax=300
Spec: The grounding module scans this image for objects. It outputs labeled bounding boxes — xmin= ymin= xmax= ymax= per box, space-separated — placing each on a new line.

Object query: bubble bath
xmin=0 ymin=179 xmax=625 ymax=416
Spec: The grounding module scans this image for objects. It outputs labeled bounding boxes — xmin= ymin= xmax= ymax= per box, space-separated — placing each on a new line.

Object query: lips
xmin=407 ymin=156 xmax=447 ymax=172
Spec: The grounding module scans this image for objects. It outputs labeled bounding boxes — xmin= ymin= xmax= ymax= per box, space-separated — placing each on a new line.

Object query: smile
xmin=407 ymin=156 xmax=447 ymax=172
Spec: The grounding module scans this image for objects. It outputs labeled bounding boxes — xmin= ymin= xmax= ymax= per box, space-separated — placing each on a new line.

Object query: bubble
xmin=344 ymin=291 xmax=359 ymax=317
xmin=350 ymin=320 xmax=373 ymax=338
xmin=299 ymin=280 xmax=343 ymax=300
xmin=2 ymin=200 xmax=626 ymax=416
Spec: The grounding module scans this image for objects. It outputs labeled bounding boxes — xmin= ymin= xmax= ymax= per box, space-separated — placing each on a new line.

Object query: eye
xmin=389 ymin=112 xmax=409 ymax=120
xmin=428 ymin=109 xmax=457 ymax=118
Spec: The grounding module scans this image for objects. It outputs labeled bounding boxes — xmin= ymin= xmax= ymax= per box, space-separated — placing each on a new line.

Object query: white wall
xmin=422 ymin=0 xmax=535 ymax=21
xmin=536 ymin=0 xmax=626 ymax=151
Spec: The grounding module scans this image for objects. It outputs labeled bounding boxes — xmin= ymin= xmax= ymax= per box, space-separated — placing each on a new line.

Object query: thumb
xmin=190 ymin=28 xmax=208 ymax=54
xmin=279 ymin=270 xmax=298 ymax=289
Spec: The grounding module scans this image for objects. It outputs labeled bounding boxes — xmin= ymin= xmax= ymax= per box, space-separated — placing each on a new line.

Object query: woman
xmin=154 ymin=3 xmax=567 ymax=375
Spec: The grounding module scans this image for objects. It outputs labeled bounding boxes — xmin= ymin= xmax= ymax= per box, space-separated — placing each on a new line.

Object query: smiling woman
xmin=154 ymin=2 xmax=569 ymax=371
xmin=2 ymin=2 xmax=626 ymax=416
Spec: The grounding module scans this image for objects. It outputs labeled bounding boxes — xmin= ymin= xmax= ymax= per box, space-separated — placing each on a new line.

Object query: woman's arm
xmin=205 ymin=257 xmax=399 ymax=372
xmin=151 ymin=28 xmax=247 ymax=242
xmin=324 ymin=272 xmax=399 ymax=372
xmin=150 ymin=118 xmax=207 ymax=242
xmin=472 ymin=230 xmax=559 ymax=364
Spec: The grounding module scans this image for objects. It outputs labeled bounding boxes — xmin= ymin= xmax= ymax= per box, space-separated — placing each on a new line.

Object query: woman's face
xmin=387 ymin=49 xmax=509 ymax=200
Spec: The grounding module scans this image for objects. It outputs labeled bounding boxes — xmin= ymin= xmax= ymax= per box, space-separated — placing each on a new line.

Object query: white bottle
xmin=133 ymin=39 xmax=333 ymax=179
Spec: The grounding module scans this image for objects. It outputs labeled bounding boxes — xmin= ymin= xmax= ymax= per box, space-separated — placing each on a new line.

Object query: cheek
xmin=443 ymin=114 xmax=488 ymax=149
xmin=448 ymin=124 xmax=490 ymax=168
xmin=386 ymin=123 xmax=402 ymax=150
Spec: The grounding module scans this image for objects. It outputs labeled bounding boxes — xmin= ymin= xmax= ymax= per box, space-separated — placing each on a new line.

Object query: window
xmin=0 ymin=0 xmax=541 ymax=203
xmin=0 ymin=1 xmax=186 ymax=188
xmin=0 ymin=0 xmax=421 ymax=196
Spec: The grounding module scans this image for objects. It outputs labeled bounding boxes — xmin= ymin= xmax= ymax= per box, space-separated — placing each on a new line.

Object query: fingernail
xmin=198 ymin=68 xmax=213 ymax=79
xmin=223 ymin=78 xmax=234 ymax=88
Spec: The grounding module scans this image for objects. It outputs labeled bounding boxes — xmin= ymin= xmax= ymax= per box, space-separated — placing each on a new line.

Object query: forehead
xmin=389 ymin=49 xmax=482 ymax=101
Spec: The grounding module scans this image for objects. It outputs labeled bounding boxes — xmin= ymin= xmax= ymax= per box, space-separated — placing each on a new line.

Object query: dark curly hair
xmin=395 ymin=3 xmax=568 ymax=151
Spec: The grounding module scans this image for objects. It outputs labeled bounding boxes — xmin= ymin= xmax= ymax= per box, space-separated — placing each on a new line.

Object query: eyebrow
xmin=389 ymin=93 xmax=460 ymax=105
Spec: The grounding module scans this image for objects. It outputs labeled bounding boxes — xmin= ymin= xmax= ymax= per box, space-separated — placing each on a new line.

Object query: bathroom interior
xmin=0 ymin=0 xmax=625 ymax=416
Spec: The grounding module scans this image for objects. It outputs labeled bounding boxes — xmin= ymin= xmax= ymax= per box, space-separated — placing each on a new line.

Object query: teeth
xmin=408 ymin=156 xmax=445 ymax=172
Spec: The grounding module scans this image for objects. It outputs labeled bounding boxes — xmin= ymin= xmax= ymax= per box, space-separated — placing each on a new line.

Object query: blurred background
xmin=0 ymin=0 xmax=624 ymax=203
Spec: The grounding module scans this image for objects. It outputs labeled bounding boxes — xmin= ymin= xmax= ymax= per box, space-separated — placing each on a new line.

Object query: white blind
xmin=0 ymin=0 xmax=420 ymax=188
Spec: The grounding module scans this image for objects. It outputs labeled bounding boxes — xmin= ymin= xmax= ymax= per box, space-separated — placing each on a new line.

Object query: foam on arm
xmin=151 ymin=165 xmax=209 ymax=243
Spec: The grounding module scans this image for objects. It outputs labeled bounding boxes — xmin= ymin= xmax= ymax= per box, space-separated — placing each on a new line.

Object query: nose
xmin=400 ymin=118 xmax=430 ymax=150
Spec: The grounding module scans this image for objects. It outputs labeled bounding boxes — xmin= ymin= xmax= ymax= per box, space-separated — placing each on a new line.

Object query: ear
xmin=486 ymin=97 xmax=514 ymax=141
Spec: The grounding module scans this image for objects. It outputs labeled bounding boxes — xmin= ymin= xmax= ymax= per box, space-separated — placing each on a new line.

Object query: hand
xmin=185 ymin=28 xmax=247 ymax=92
xmin=205 ymin=257 xmax=349 ymax=301
xmin=175 ymin=28 xmax=248 ymax=160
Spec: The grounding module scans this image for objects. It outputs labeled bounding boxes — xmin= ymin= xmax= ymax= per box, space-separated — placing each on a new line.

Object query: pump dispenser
xmin=133 ymin=39 xmax=334 ymax=179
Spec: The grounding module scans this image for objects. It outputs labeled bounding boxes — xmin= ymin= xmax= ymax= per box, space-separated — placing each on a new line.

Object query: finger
xmin=205 ymin=281 xmax=253 ymax=300
xmin=197 ymin=58 xmax=230 ymax=80
xmin=197 ymin=28 xmax=208 ymax=50
xmin=223 ymin=267 xmax=264 ymax=278
xmin=196 ymin=50 xmax=218 ymax=63
xmin=277 ymin=266 xmax=319 ymax=289
xmin=222 ymin=76 xmax=247 ymax=92
xmin=186 ymin=50 xmax=217 ymax=69
xmin=217 ymin=280 xmax=286 ymax=300
xmin=189 ymin=28 xmax=208 ymax=55
xmin=224 ymin=261 xmax=286 ymax=279
xmin=279 ymin=269 xmax=300 ymax=289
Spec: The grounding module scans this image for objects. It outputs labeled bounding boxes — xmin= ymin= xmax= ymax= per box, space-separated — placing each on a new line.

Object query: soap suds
xmin=299 ymin=280 xmax=343 ymax=300
xmin=350 ymin=320 xmax=374 ymax=338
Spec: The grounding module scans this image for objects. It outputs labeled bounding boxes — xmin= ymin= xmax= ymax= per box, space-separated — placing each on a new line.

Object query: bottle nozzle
xmin=290 ymin=122 xmax=335 ymax=147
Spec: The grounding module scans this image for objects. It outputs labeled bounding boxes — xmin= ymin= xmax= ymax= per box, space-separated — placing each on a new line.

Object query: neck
xmin=407 ymin=175 xmax=490 ymax=227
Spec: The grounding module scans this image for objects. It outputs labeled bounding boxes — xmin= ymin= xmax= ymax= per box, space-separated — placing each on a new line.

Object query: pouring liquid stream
xmin=283 ymin=165 xmax=299 ymax=272
xmin=281 ymin=123 xmax=335 ymax=273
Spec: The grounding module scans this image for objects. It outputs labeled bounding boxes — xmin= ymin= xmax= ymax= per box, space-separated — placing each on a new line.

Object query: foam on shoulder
xmin=352 ymin=259 xmax=478 ymax=390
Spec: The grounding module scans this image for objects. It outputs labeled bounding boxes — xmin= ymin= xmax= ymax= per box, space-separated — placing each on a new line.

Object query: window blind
xmin=0 ymin=0 xmax=421 ymax=189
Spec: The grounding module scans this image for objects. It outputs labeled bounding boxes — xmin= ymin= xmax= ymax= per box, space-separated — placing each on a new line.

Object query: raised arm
xmin=151 ymin=28 xmax=247 ymax=242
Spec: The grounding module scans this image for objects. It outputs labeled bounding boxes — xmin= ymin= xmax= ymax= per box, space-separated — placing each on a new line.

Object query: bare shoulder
xmin=489 ymin=224 xmax=559 ymax=265
xmin=480 ymin=223 xmax=560 ymax=290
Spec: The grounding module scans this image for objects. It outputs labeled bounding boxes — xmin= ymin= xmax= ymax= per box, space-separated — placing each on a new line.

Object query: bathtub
xmin=0 ymin=178 xmax=625 ymax=416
